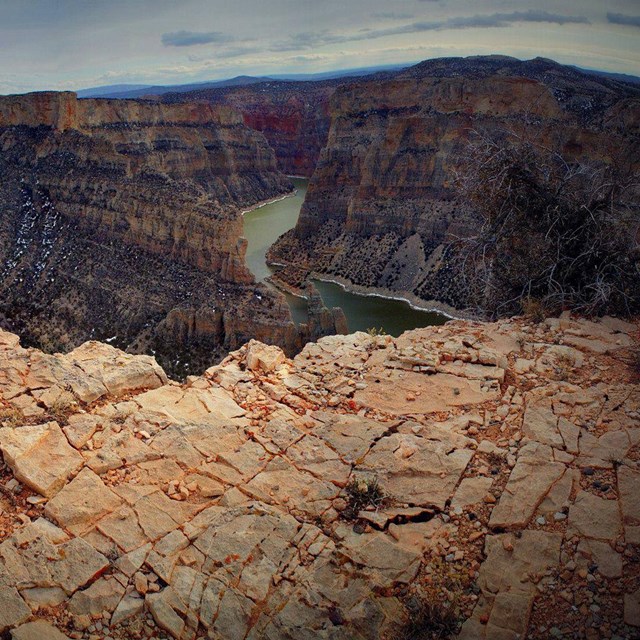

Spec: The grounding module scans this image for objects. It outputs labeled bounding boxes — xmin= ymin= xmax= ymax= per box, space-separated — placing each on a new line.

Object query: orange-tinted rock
xmin=164 ymin=80 xmax=338 ymax=177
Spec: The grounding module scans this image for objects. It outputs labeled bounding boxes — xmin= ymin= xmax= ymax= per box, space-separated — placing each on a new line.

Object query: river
xmin=242 ymin=178 xmax=448 ymax=335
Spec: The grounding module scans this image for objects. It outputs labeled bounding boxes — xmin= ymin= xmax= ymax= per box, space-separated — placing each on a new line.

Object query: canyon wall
xmin=269 ymin=57 xmax=640 ymax=312
xmin=0 ymin=91 xmax=342 ymax=375
xmin=163 ymin=80 xmax=340 ymax=177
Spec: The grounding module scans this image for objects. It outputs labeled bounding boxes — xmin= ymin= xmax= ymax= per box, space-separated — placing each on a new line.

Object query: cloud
xmin=161 ymin=30 xmax=234 ymax=47
xmin=273 ymin=10 xmax=590 ymax=52
xmin=444 ymin=10 xmax=589 ymax=28
xmin=607 ymin=12 xmax=640 ymax=28
xmin=372 ymin=12 xmax=415 ymax=20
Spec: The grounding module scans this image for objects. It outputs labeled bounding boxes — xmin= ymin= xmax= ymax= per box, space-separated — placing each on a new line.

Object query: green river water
xmin=242 ymin=178 xmax=448 ymax=335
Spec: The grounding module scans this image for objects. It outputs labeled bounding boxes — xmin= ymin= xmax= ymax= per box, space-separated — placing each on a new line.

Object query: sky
xmin=0 ymin=0 xmax=638 ymax=94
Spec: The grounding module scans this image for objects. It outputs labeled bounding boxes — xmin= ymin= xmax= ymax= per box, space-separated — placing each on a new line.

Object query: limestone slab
xmin=568 ymin=491 xmax=621 ymax=540
xmin=478 ymin=530 xmax=562 ymax=595
xmin=522 ymin=404 xmax=563 ymax=448
xmin=355 ymin=370 xmax=499 ymax=415
xmin=0 ymin=421 xmax=83 ymax=497
xmin=11 ymin=620 xmax=70 ymax=640
xmin=361 ymin=432 xmax=473 ymax=510
xmin=0 ymin=588 xmax=30 ymax=633
xmin=619 ymin=466 xmax=640 ymax=526
xmin=45 ymin=468 xmax=124 ymax=535
xmin=489 ymin=443 xmax=565 ymax=529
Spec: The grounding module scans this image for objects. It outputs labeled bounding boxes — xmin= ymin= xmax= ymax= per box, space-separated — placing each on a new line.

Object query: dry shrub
xmin=342 ymin=476 xmax=384 ymax=521
xmin=0 ymin=406 xmax=23 ymax=428
xmin=455 ymin=128 xmax=639 ymax=319
xmin=391 ymin=596 xmax=459 ymax=640
xmin=521 ymin=297 xmax=548 ymax=323
xmin=47 ymin=397 xmax=77 ymax=426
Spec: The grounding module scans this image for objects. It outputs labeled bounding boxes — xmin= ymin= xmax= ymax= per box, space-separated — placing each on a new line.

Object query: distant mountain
xmin=76 ymin=76 xmax=271 ymax=99
xmin=571 ymin=66 xmax=640 ymax=86
xmin=76 ymin=83 xmax=154 ymax=98
xmin=264 ymin=64 xmax=409 ymax=82
xmin=74 ymin=64 xmax=411 ymax=100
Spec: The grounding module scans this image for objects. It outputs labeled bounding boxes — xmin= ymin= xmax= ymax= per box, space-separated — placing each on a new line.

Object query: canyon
xmin=250 ymin=57 xmax=639 ymax=313
xmin=0 ymin=315 xmax=637 ymax=638
xmin=0 ymin=55 xmax=639 ymax=640
xmin=2 ymin=56 xmax=637 ymax=377
xmin=158 ymin=57 xmax=639 ymax=315
xmin=0 ymin=92 xmax=345 ymax=376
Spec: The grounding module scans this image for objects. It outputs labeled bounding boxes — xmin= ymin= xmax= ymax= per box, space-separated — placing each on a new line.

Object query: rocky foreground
xmin=0 ymin=316 xmax=638 ymax=639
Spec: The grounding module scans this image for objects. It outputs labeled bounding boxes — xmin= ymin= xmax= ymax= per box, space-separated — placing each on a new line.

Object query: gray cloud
xmin=607 ymin=12 xmax=640 ymax=27
xmin=273 ymin=10 xmax=590 ymax=52
xmin=189 ymin=45 xmax=263 ymax=60
xmin=372 ymin=12 xmax=415 ymax=20
xmin=162 ymin=30 xmax=234 ymax=47
xmin=444 ymin=10 xmax=589 ymax=28
xmin=271 ymin=30 xmax=343 ymax=52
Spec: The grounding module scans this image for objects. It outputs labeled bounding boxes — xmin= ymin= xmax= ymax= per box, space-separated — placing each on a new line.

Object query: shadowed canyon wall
xmin=0 ymin=92 xmax=343 ymax=375
xmin=268 ymin=57 xmax=640 ymax=312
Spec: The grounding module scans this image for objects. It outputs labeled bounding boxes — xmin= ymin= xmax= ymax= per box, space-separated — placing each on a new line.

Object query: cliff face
xmin=163 ymin=80 xmax=341 ymax=177
xmin=0 ymin=314 xmax=637 ymax=638
xmin=269 ymin=57 xmax=640 ymax=311
xmin=0 ymin=91 xmax=344 ymax=375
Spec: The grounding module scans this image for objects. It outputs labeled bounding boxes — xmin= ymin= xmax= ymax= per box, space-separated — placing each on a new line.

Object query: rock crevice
xmin=0 ymin=313 xmax=637 ymax=638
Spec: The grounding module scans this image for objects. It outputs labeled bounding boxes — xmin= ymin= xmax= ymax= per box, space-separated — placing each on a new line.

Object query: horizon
xmin=4 ymin=54 xmax=639 ymax=99
xmin=0 ymin=0 xmax=638 ymax=94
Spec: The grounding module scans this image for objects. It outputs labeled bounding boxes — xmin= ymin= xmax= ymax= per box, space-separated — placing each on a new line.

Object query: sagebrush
xmin=455 ymin=129 xmax=639 ymax=319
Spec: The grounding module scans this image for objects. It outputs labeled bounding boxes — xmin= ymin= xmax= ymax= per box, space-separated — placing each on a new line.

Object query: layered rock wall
xmin=269 ymin=57 xmax=640 ymax=311
xmin=0 ymin=91 xmax=345 ymax=374
xmin=0 ymin=92 xmax=290 ymax=274
xmin=163 ymin=80 xmax=340 ymax=176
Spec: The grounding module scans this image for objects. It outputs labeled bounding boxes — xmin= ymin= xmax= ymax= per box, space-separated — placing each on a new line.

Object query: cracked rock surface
xmin=0 ymin=315 xmax=638 ymax=639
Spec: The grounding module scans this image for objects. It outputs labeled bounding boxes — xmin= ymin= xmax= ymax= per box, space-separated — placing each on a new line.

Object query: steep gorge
xmin=0 ymin=91 xmax=344 ymax=376
xmin=268 ymin=57 xmax=640 ymax=313
xmin=164 ymin=79 xmax=340 ymax=177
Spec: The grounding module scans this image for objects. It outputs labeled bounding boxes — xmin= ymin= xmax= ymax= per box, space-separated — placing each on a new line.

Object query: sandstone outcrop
xmin=269 ymin=56 xmax=640 ymax=311
xmin=0 ymin=91 xmax=345 ymax=375
xmin=0 ymin=314 xmax=637 ymax=638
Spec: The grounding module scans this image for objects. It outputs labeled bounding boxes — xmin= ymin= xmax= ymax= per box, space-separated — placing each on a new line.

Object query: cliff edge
xmin=269 ymin=57 xmax=640 ymax=312
xmin=0 ymin=314 xmax=637 ymax=638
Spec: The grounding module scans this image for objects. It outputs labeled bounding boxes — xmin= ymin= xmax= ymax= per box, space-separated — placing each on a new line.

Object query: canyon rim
xmin=0 ymin=2 xmax=639 ymax=639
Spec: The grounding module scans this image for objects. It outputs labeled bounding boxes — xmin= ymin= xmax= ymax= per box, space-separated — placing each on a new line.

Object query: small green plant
xmin=515 ymin=333 xmax=527 ymax=350
xmin=367 ymin=327 xmax=387 ymax=337
xmin=521 ymin=297 xmax=547 ymax=323
xmin=343 ymin=476 xmax=384 ymax=520
xmin=392 ymin=595 xmax=459 ymax=640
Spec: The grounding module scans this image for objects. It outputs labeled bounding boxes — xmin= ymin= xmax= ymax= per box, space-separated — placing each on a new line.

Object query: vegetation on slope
xmin=456 ymin=128 xmax=639 ymax=319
